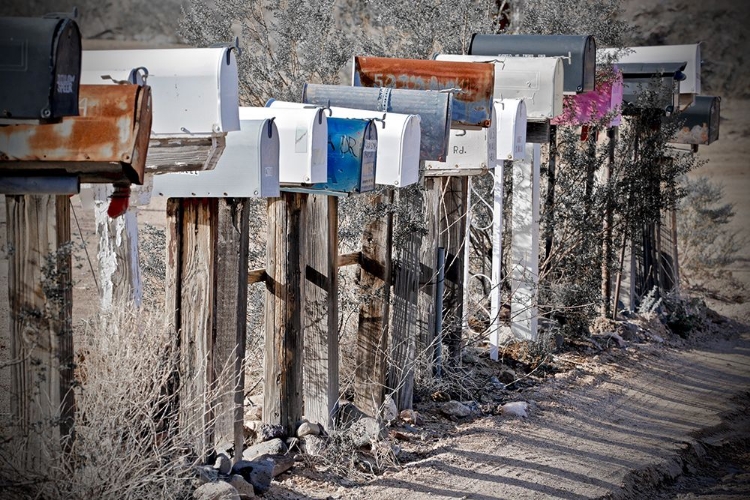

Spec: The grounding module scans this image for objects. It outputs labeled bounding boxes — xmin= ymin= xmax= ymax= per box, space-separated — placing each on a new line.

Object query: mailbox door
xmin=424 ymin=126 xmax=494 ymax=175
xmin=435 ymin=54 xmax=564 ymax=120
xmin=311 ymin=118 xmax=377 ymax=193
xmin=303 ymin=83 xmax=451 ymax=162
xmin=81 ymin=47 xmax=240 ymax=136
xmin=619 ymin=62 xmax=685 ymax=114
xmin=495 ymin=99 xmax=527 ymax=161
xmin=267 ymin=99 xmax=420 ymax=187
xmin=672 ymin=95 xmax=720 ymax=145
xmin=152 ymin=119 xmax=280 ymax=198
xmin=353 ymin=56 xmax=494 ymax=128
xmin=469 ymin=34 xmax=596 ymax=94
xmin=240 ymin=106 xmax=327 ymax=184
xmin=0 ymin=16 xmax=81 ymax=121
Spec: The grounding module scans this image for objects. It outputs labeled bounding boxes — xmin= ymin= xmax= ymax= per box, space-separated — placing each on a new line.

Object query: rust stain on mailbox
xmin=0 ymin=84 xmax=152 ymax=184
xmin=353 ymin=56 xmax=494 ymax=128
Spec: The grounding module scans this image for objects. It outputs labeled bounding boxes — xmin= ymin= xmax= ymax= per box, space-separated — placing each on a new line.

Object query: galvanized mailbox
xmin=468 ymin=34 xmax=596 ymax=94
xmin=618 ymin=62 xmax=686 ymax=115
xmin=81 ymin=47 xmax=240 ymax=172
xmin=302 ymin=83 xmax=451 ymax=162
xmin=0 ymin=15 xmax=81 ymax=123
xmin=267 ymin=99 xmax=420 ymax=187
xmin=600 ymin=44 xmax=700 ymax=109
xmin=495 ymin=99 xmax=527 ymax=161
xmin=671 ymin=95 xmax=720 ymax=146
xmin=435 ymin=54 xmax=563 ymax=120
xmin=0 ymin=84 xmax=152 ymax=184
xmin=352 ymin=56 xmax=494 ymax=128
xmin=240 ymin=106 xmax=327 ymax=185
xmin=151 ymin=118 xmax=280 ymax=198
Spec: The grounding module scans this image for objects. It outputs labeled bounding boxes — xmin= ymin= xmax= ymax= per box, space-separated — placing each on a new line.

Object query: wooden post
xmin=417 ymin=177 xmax=439 ymax=368
xmin=601 ymin=128 xmax=617 ymax=318
xmin=6 ymin=194 xmax=74 ymax=471
xmin=264 ymin=193 xmax=306 ymax=435
xmin=439 ymin=177 xmax=468 ymax=364
xmin=302 ymin=194 xmax=338 ymax=429
xmin=166 ymin=197 xmax=250 ymax=459
xmin=355 ymin=190 xmax=392 ymax=417
xmin=511 ymin=144 xmax=540 ymax=341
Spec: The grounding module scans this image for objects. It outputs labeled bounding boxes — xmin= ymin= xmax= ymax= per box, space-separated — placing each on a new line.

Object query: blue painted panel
xmin=312 ymin=117 xmax=377 ymax=194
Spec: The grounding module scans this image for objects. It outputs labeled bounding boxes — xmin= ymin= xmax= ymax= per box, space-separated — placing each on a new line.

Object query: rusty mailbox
xmin=353 ymin=56 xmax=494 ymax=129
xmin=0 ymin=14 xmax=81 ymax=123
xmin=600 ymin=44 xmax=700 ymax=110
xmin=0 ymin=84 xmax=152 ymax=187
xmin=671 ymin=95 xmax=720 ymax=146
xmin=303 ymin=83 xmax=451 ymax=162
xmin=82 ymin=46 xmax=240 ymax=172
xmin=469 ymin=34 xmax=596 ymax=94
xmin=435 ymin=54 xmax=564 ymax=120
xmin=618 ymin=62 xmax=687 ymax=115
xmin=152 ymin=118 xmax=280 ymax=198
xmin=269 ymin=97 xmax=420 ymax=187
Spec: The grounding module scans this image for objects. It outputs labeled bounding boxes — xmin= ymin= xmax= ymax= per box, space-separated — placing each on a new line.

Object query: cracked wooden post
xmin=355 ymin=189 xmax=393 ymax=417
xmin=264 ymin=192 xmax=306 ymax=435
xmin=418 ymin=177 xmax=440 ymax=370
xmin=302 ymin=194 xmax=339 ymax=429
xmin=6 ymin=194 xmax=74 ymax=472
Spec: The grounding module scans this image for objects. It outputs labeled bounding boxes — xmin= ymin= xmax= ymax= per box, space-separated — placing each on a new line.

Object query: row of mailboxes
xmin=0 ymin=15 xmax=82 ymax=123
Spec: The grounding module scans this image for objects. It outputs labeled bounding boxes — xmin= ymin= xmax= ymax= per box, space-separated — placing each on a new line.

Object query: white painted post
xmin=489 ymin=164 xmax=504 ymax=360
xmin=510 ymin=143 xmax=540 ymax=341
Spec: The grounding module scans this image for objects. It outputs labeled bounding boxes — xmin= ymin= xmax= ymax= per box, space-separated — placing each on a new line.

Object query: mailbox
xmin=240 ymin=106 xmax=327 ymax=185
xmin=151 ymin=118 xmax=280 ymax=198
xmin=0 ymin=15 xmax=81 ymax=123
xmin=303 ymin=83 xmax=451 ymax=161
xmin=267 ymin=99 xmax=420 ymax=187
xmin=0 ymin=84 xmax=152 ymax=184
xmin=81 ymin=47 xmax=240 ymax=171
xmin=671 ymin=95 xmax=720 ymax=146
xmin=600 ymin=44 xmax=700 ymax=109
xmin=495 ymin=99 xmax=527 ymax=161
xmin=551 ymin=66 xmax=623 ymax=127
xmin=435 ymin=54 xmax=563 ymax=120
xmin=352 ymin=56 xmax=494 ymax=128
xmin=468 ymin=34 xmax=596 ymax=94
xmin=424 ymin=127 xmax=494 ymax=175
xmin=618 ymin=62 xmax=686 ymax=115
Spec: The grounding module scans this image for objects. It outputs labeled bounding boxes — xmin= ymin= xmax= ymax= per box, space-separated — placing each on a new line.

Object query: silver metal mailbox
xmin=618 ymin=62 xmax=687 ymax=115
xmin=267 ymin=99 xmax=420 ymax=187
xmin=671 ymin=95 xmax=720 ymax=146
xmin=435 ymin=54 xmax=563 ymax=120
xmin=81 ymin=47 xmax=240 ymax=172
xmin=302 ymin=83 xmax=451 ymax=161
xmin=469 ymin=34 xmax=596 ymax=94
xmin=495 ymin=99 xmax=527 ymax=161
xmin=151 ymin=118 xmax=280 ymax=198
xmin=600 ymin=44 xmax=700 ymax=109
xmin=0 ymin=15 xmax=81 ymax=123
xmin=240 ymin=106 xmax=327 ymax=185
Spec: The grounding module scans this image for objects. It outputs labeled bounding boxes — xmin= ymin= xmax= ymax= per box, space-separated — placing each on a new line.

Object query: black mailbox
xmin=619 ymin=62 xmax=687 ymax=115
xmin=672 ymin=95 xmax=720 ymax=145
xmin=0 ymin=15 xmax=82 ymax=123
xmin=468 ymin=34 xmax=596 ymax=94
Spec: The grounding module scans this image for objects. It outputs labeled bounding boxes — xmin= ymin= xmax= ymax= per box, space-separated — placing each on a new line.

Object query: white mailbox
xmin=495 ymin=99 xmax=527 ymax=161
xmin=436 ymin=54 xmax=563 ymax=120
xmin=240 ymin=106 xmax=327 ymax=185
xmin=151 ymin=118 xmax=280 ymax=198
xmin=424 ymin=127 xmax=494 ymax=175
xmin=81 ymin=47 xmax=240 ymax=171
xmin=599 ymin=44 xmax=700 ymax=109
xmin=266 ymin=100 xmax=420 ymax=187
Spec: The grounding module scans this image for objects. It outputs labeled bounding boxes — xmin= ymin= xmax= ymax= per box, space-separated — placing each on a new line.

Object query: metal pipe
xmin=434 ymin=247 xmax=446 ymax=378
xmin=0 ymin=176 xmax=80 ymax=195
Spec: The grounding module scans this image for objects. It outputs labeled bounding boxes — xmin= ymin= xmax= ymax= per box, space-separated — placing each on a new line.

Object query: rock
xmin=255 ymin=453 xmax=295 ymax=476
xmin=382 ymin=395 xmax=398 ymax=423
xmin=301 ymin=434 xmax=328 ymax=456
xmin=398 ymin=409 xmax=424 ymax=426
xmin=257 ymin=423 xmax=286 ymax=442
xmin=440 ymin=400 xmax=472 ymax=419
xmin=232 ymin=459 xmax=274 ymax=494
xmin=296 ymin=421 xmax=321 ymax=437
xmin=213 ymin=453 xmax=232 ymax=475
xmin=347 ymin=416 xmax=386 ymax=447
xmin=194 ymin=465 xmax=219 ymax=484
xmin=242 ymin=438 xmax=287 ymax=461
xmin=193 ymin=481 xmax=240 ymax=500
xmin=498 ymin=369 xmax=517 ymax=385
xmin=501 ymin=401 xmax=528 ymax=418
xmin=335 ymin=402 xmax=368 ymax=428
xmin=228 ymin=475 xmax=255 ymax=498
